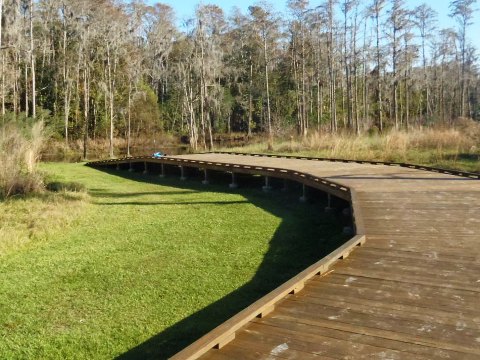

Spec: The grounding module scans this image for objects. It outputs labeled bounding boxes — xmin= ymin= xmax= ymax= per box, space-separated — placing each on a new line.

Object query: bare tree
xmin=387 ymin=0 xmax=408 ymax=130
xmin=249 ymin=3 xmax=280 ymax=147
xmin=29 ymin=0 xmax=35 ymax=118
xmin=370 ymin=0 xmax=386 ymax=132
xmin=414 ymin=4 xmax=437 ymax=119
xmin=288 ymin=0 xmax=309 ymax=137
xmin=449 ymin=0 xmax=477 ymax=117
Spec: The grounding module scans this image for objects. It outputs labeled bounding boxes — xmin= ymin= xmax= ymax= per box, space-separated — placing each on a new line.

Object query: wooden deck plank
xmin=338 ymin=248 xmax=480 ymax=276
xmin=286 ymin=293 xmax=480 ymax=338
xmin=254 ymin=316 xmax=476 ymax=360
xmin=274 ymin=301 xmax=480 ymax=355
xmin=88 ymin=153 xmax=480 ymax=359
xmin=226 ymin=321 xmax=438 ymax=360
xmin=304 ymin=280 xmax=480 ymax=317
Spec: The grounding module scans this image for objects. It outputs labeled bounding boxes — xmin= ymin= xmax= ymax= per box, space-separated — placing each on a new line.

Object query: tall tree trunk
xmin=248 ymin=59 xmax=253 ymax=137
xmin=460 ymin=23 xmax=466 ymax=117
xmin=106 ymin=44 xmax=115 ymax=158
xmin=25 ymin=65 xmax=29 ymax=116
xmin=63 ymin=68 xmax=71 ymax=146
xmin=375 ymin=12 xmax=383 ymax=132
xmin=83 ymin=66 xmax=89 ymax=160
xmin=328 ymin=0 xmax=337 ymax=133
xmin=127 ymin=81 xmax=132 ymax=157
xmin=1 ymin=54 xmax=4 ymax=119
xmin=301 ymin=24 xmax=307 ymax=137
xmin=14 ymin=52 xmax=19 ymax=116
xmin=344 ymin=5 xmax=352 ymax=130
xmin=199 ymin=29 xmax=207 ymax=151
xmin=293 ymin=40 xmax=301 ymax=135
xmin=316 ymin=81 xmax=321 ymax=130
xmin=62 ymin=8 xmax=69 ymax=145
xmin=207 ymin=111 xmax=214 ymax=150
xmin=362 ymin=18 xmax=368 ymax=126
xmin=352 ymin=14 xmax=359 ymax=135
xmin=30 ymin=0 xmax=36 ymax=118
xmin=0 ymin=0 xmax=4 ymax=120
xmin=405 ymin=70 xmax=409 ymax=130
xmin=264 ymin=33 xmax=272 ymax=148
xmin=392 ymin=26 xmax=398 ymax=130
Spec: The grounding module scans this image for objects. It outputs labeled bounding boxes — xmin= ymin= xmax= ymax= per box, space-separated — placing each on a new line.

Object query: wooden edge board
xmin=350 ymin=190 xmax=366 ymax=235
xmin=169 ymin=234 xmax=366 ymax=360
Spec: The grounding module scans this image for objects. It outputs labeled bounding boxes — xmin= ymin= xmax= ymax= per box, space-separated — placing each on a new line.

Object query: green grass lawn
xmin=0 ymin=163 xmax=346 ymax=359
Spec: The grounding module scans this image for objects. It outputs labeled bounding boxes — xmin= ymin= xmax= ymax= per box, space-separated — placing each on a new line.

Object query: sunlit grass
xmin=0 ymin=162 xmax=344 ymax=359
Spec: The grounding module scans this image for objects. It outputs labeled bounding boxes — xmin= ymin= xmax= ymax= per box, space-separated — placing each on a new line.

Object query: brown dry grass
xmin=0 ymin=122 xmax=47 ymax=198
xmin=0 ymin=191 xmax=88 ymax=256
xmin=224 ymin=121 xmax=480 ymax=172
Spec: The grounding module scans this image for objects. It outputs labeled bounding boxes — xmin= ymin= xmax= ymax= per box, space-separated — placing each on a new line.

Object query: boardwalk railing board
xmin=169 ymin=235 xmax=366 ymax=360
xmin=86 ymin=156 xmax=352 ymax=201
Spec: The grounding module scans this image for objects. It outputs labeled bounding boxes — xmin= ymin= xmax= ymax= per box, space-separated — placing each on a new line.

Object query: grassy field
xmin=0 ymin=163 xmax=346 ymax=359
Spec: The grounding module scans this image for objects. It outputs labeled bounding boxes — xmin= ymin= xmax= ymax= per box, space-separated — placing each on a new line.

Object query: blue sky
xmin=147 ymin=0 xmax=480 ymax=51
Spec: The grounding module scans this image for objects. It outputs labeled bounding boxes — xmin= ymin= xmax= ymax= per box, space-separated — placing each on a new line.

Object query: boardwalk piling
xmin=325 ymin=193 xmax=333 ymax=212
xmin=262 ymin=176 xmax=272 ymax=192
xmin=180 ymin=166 xmax=186 ymax=181
xmin=202 ymin=169 xmax=209 ymax=185
xmin=229 ymin=172 xmax=238 ymax=189
xmin=159 ymin=163 xmax=165 ymax=178
xmin=299 ymin=184 xmax=307 ymax=203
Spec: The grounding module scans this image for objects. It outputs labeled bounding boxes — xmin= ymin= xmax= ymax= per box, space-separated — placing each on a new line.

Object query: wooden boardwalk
xmin=88 ymin=153 xmax=480 ymax=359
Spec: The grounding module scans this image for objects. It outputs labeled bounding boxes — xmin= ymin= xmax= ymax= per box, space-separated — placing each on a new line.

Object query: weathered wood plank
xmin=87 ymin=153 xmax=480 ymax=359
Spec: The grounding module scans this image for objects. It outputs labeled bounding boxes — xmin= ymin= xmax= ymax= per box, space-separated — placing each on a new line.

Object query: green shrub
xmin=45 ymin=181 xmax=86 ymax=192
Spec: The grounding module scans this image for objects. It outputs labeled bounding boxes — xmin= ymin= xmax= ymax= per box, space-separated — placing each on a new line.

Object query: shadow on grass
xmin=90 ymin=190 xmax=201 ymax=198
xmin=90 ymin=167 xmax=349 ymax=360
xmin=443 ymin=153 xmax=480 ymax=162
xmin=96 ymin=200 xmax=250 ymax=206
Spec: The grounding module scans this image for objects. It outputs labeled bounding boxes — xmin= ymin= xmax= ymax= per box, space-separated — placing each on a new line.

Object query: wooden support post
xmin=180 ymin=166 xmax=186 ymax=181
xmin=262 ymin=176 xmax=272 ymax=192
xmin=229 ymin=172 xmax=238 ymax=189
xmin=202 ymin=169 xmax=209 ymax=185
xmin=299 ymin=184 xmax=307 ymax=203
xmin=128 ymin=162 xmax=134 ymax=172
xmin=325 ymin=193 xmax=333 ymax=212
xmin=159 ymin=163 xmax=165 ymax=178
xmin=116 ymin=163 xmax=120 ymax=171
xmin=143 ymin=161 xmax=148 ymax=174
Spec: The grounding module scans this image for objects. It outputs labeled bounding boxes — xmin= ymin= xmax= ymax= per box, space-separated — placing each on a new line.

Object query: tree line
xmin=0 ymin=0 xmax=478 ymax=156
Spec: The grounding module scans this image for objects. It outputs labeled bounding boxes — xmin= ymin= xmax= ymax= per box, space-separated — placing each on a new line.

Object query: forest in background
xmin=0 ymin=0 xmax=479 ymax=157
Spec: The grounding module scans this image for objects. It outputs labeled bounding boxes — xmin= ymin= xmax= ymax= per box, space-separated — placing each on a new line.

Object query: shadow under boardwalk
xmin=90 ymin=168 xmax=349 ymax=360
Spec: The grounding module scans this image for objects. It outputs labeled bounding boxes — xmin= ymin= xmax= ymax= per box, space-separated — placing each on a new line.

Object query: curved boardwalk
xmin=89 ymin=153 xmax=480 ymax=359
